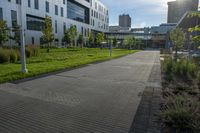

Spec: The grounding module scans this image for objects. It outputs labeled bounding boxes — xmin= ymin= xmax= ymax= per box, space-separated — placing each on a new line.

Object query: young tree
xmin=69 ymin=25 xmax=77 ymax=47
xmin=42 ymin=16 xmax=54 ymax=52
xmin=11 ymin=24 xmax=21 ymax=47
xmin=96 ymin=33 xmax=105 ymax=49
xmin=170 ymin=28 xmax=186 ymax=60
xmin=77 ymin=34 xmax=84 ymax=48
xmin=0 ymin=20 xmax=9 ymax=47
xmin=113 ymin=37 xmax=117 ymax=47
xmin=62 ymin=29 xmax=71 ymax=47
xmin=125 ymin=36 xmax=136 ymax=50
xmin=88 ymin=32 xmax=95 ymax=47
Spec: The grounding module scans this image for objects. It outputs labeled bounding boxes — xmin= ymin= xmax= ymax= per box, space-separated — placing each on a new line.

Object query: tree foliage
xmin=170 ymin=28 xmax=186 ymax=59
xmin=96 ymin=33 xmax=105 ymax=48
xmin=68 ymin=25 xmax=77 ymax=47
xmin=77 ymin=34 xmax=84 ymax=48
xmin=11 ymin=24 xmax=21 ymax=46
xmin=42 ymin=16 xmax=54 ymax=52
xmin=88 ymin=32 xmax=95 ymax=47
xmin=62 ymin=29 xmax=71 ymax=47
xmin=188 ymin=12 xmax=200 ymax=48
xmin=124 ymin=36 xmax=136 ymax=49
xmin=0 ymin=20 xmax=9 ymax=46
xmin=113 ymin=37 xmax=117 ymax=47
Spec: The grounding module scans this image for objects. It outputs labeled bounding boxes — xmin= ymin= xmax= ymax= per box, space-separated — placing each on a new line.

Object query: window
xmin=0 ymin=8 xmax=3 ymax=20
xmin=67 ymin=0 xmax=89 ymax=24
xmin=63 ymin=22 xmax=66 ymax=34
xmin=81 ymin=27 xmax=83 ymax=35
xmin=61 ymin=7 xmax=63 ymax=17
xmin=55 ymin=20 xmax=57 ymax=33
xmin=46 ymin=1 xmax=49 ymax=13
xmin=63 ymin=0 xmax=65 ymax=4
xmin=16 ymin=0 xmax=21 ymax=4
xmin=34 ymin=0 xmax=39 ymax=9
xmin=28 ymin=0 xmax=31 ymax=7
xmin=11 ymin=10 xmax=17 ymax=27
xmin=55 ymin=5 xmax=58 ymax=15
xmin=26 ymin=14 xmax=45 ymax=31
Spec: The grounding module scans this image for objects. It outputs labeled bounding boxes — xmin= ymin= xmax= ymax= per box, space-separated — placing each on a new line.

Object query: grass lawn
xmin=0 ymin=48 xmax=140 ymax=83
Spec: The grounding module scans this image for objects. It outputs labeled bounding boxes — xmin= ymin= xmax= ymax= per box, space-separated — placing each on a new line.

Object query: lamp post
xmin=19 ymin=2 xmax=28 ymax=73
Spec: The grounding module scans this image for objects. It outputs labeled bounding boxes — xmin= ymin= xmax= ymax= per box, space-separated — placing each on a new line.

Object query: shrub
xmin=163 ymin=57 xmax=174 ymax=75
xmin=162 ymin=93 xmax=200 ymax=132
xmin=25 ymin=45 xmax=40 ymax=58
xmin=0 ymin=48 xmax=10 ymax=63
xmin=9 ymin=50 xmax=17 ymax=63
xmin=25 ymin=48 xmax=31 ymax=58
xmin=163 ymin=58 xmax=198 ymax=79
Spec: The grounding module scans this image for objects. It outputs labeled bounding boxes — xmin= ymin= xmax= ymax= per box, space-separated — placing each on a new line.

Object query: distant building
xmin=150 ymin=23 xmax=176 ymax=34
xmin=109 ymin=26 xmax=131 ymax=32
xmin=119 ymin=14 xmax=131 ymax=28
xmin=167 ymin=0 xmax=199 ymax=23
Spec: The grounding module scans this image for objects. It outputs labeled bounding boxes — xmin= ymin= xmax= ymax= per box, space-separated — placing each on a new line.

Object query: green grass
xmin=0 ymin=48 xmax=140 ymax=83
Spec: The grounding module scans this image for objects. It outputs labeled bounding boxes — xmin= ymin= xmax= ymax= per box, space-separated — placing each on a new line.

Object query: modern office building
xmin=0 ymin=0 xmax=109 ymax=45
xmin=119 ymin=14 xmax=131 ymax=28
xmin=167 ymin=0 xmax=199 ymax=23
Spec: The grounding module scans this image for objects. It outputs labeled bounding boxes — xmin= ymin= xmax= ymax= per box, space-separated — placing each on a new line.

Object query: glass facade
xmin=26 ymin=15 xmax=45 ymax=31
xmin=0 ymin=8 xmax=3 ymax=20
xmin=67 ymin=0 xmax=89 ymax=24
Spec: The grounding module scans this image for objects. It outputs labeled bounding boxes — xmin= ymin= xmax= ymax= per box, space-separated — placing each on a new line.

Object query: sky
xmin=101 ymin=0 xmax=174 ymax=28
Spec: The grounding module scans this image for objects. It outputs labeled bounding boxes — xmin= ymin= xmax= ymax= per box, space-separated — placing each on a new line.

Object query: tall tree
xmin=77 ymin=34 xmax=84 ymax=48
xmin=96 ymin=33 xmax=105 ymax=49
xmin=42 ymin=16 xmax=54 ymax=52
xmin=0 ymin=20 xmax=9 ymax=47
xmin=69 ymin=25 xmax=77 ymax=47
xmin=170 ymin=28 xmax=186 ymax=60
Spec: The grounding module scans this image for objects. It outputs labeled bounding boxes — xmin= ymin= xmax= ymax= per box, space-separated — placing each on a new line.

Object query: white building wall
xmin=0 ymin=0 xmax=109 ymax=45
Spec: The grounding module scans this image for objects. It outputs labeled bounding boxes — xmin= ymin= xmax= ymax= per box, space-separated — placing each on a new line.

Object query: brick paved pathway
xmin=0 ymin=51 xmax=160 ymax=133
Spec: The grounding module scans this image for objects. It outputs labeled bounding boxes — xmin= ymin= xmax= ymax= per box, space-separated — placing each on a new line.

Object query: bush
xmin=0 ymin=49 xmax=10 ymax=63
xmin=9 ymin=50 xmax=17 ymax=63
xmin=0 ymin=48 xmax=19 ymax=63
xmin=25 ymin=45 xmax=40 ymax=58
xmin=163 ymin=58 xmax=174 ymax=75
xmin=162 ymin=93 xmax=200 ymax=132
xmin=163 ymin=58 xmax=198 ymax=79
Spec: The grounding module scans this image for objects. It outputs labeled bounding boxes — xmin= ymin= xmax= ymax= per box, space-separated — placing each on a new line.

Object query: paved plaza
xmin=0 ymin=51 xmax=161 ymax=133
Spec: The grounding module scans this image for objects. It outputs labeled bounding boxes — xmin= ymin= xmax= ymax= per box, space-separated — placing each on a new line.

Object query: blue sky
xmin=101 ymin=0 xmax=173 ymax=28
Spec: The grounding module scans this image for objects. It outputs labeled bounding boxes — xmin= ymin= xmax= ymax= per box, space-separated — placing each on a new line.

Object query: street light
xmin=18 ymin=2 xmax=28 ymax=73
